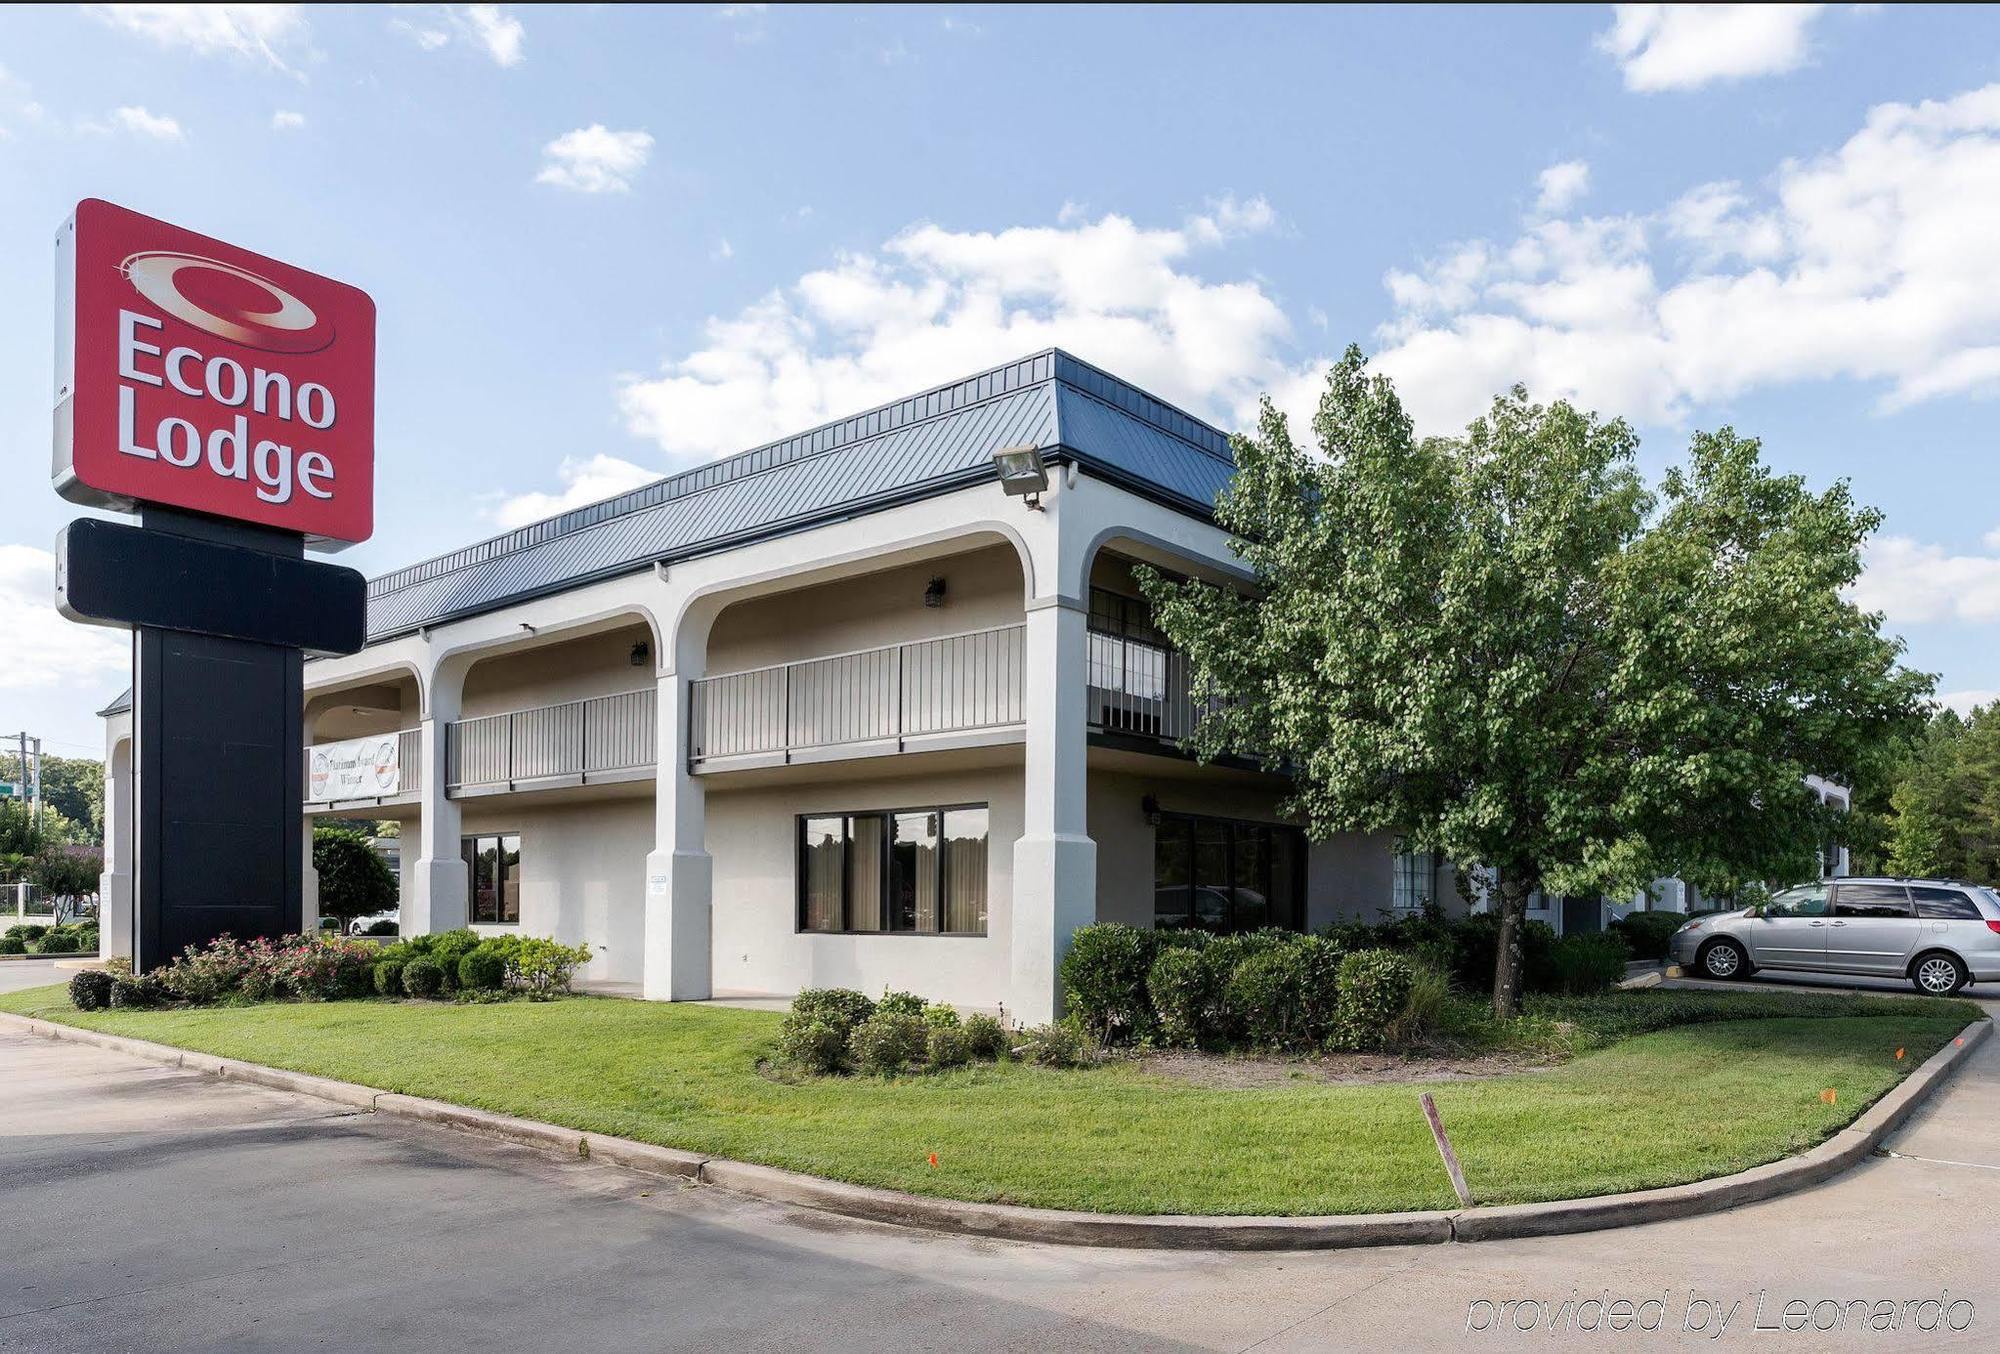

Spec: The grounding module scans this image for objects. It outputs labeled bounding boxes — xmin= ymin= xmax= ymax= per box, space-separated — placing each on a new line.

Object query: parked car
xmin=1668 ymin=878 xmax=2000 ymax=995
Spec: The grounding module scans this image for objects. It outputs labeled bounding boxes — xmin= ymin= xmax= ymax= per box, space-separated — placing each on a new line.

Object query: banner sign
xmin=308 ymin=734 xmax=401 ymax=801
xmin=53 ymin=198 xmax=376 ymax=546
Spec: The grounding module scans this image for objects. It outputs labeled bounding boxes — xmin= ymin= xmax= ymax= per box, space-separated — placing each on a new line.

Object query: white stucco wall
xmin=459 ymin=623 xmax=656 ymax=720
xmin=458 ymin=796 xmax=651 ymax=985
xmin=705 ymin=760 xmax=1023 ymax=1009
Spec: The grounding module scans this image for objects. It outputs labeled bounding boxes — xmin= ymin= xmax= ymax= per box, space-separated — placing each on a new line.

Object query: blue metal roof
xmin=359 ymin=348 xmax=1237 ymax=643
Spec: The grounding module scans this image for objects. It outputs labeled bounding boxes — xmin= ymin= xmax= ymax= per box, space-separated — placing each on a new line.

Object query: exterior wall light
xmin=923 ymin=576 xmax=947 ymax=608
xmin=1141 ymin=793 xmax=1162 ymax=826
xmin=992 ymin=444 xmax=1049 ymax=509
xmin=630 ymin=641 xmax=650 ymax=667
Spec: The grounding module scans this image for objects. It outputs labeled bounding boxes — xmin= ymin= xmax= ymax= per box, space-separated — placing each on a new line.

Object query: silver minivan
xmin=1668 ymin=878 xmax=2000 ymax=995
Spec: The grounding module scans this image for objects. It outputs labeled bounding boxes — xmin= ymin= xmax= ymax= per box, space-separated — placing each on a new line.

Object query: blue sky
xmin=4 ymin=3 xmax=2000 ymax=756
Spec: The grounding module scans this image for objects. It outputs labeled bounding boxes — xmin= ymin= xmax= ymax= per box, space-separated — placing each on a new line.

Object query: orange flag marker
xmin=927 ymin=1152 xmax=939 ymax=1169
xmin=1895 ymin=1048 xmax=1906 ymax=1060
xmin=1820 ymin=1088 xmax=1838 ymax=1105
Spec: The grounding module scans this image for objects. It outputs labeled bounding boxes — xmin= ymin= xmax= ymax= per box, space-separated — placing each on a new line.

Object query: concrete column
xmin=1008 ymin=592 xmax=1097 ymax=1025
xmin=99 ymin=732 xmax=134 ymax=963
xmin=301 ymin=824 xmax=320 ymax=935
xmin=644 ymin=665 xmax=711 ymax=1000
xmin=406 ymin=676 xmax=467 ymax=935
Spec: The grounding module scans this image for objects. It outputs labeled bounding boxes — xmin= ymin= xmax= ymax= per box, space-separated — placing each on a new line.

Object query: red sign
xmin=54 ymin=199 xmax=375 ymax=546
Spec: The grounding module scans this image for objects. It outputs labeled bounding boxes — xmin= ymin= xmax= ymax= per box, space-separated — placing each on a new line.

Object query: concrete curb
xmin=2 ymin=1010 xmax=1986 ymax=1251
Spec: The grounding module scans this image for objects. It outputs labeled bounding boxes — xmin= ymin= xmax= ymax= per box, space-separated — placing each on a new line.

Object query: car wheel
xmin=1910 ymin=951 xmax=1969 ymax=997
xmin=1699 ymin=938 xmax=1749 ymax=980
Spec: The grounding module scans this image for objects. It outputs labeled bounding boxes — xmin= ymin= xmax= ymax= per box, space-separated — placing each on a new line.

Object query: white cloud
xmin=0 ymin=546 xmax=130 ymax=694
xmin=87 ymin=4 xmax=309 ymax=75
xmin=616 ymin=202 xmax=1290 ymax=465
xmin=535 ymin=125 xmax=654 ymax=193
xmin=270 ymin=108 xmax=305 ymax=130
xmin=1597 ymin=4 xmax=1826 ymax=93
xmin=109 ymin=105 xmax=184 ymax=139
xmin=712 ymin=238 xmax=735 ymax=261
xmin=457 ymin=4 xmax=524 ymax=66
xmin=716 ymin=4 xmax=769 ymax=42
xmin=491 ymin=455 xmax=660 ymax=528
xmin=1535 ymin=159 xmax=1591 ymax=215
xmin=1938 ymin=689 xmax=2000 ymax=717
xmin=1850 ymin=534 xmax=2000 ymax=626
xmin=1372 ymin=81 xmax=2000 ymax=432
xmin=391 ymin=6 xmax=524 ymax=66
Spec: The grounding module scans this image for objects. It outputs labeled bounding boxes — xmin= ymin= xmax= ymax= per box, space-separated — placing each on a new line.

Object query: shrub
xmin=1222 ymin=945 xmax=1305 ymax=1049
xmin=273 ymin=936 xmax=377 ymax=1000
xmin=1444 ymin=913 xmax=1558 ymax=994
xmin=1147 ymin=946 xmax=1215 ymax=1048
xmin=921 ymin=1004 xmax=960 ymax=1030
xmin=37 ymin=929 xmax=76 ymax=954
xmin=457 ymin=944 xmax=508 ymax=992
xmin=505 ymin=937 xmax=592 ymax=999
xmin=790 ymin=988 xmax=877 ymax=1037
xmin=1060 ymin=923 xmax=1158 ymax=1045
xmin=926 ymin=1023 xmax=972 ymax=1070
xmin=960 ymin=1012 xmax=1010 ymax=1060
xmin=1608 ymin=910 xmax=1684 ymax=963
xmin=1332 ymin=949 xmax=1416 ymax=1051
xmin=372 ymin=957 xmax=406 ymax=997
xmin=0 ymin=936 xmax=23 ymax=955
xmin=69 ymin=968 xmax=114 ymax=1011
xmin=157 ymin=935 xmax=258 ymax=1004
xmin=73 ymin=928 xmax=99 ymax=954
xmin=1015 ymin=1018 xmax=1093 ymax=1069
xmin=875 ymin=989 xmax=927 ymax=1019
xmin=363 ymin=919 xmax=400 ymax=937
xmin=425 ymin=930 xmax=483 ymax=990
xmin=109 ymin=970 xmax=168 ymax=1009
xmin=1549 ymin=932 xmax=1629 ymax=996
xmin=17 ymin=924 xmax=50 ymax=942
xmin=1385 ymin=962 xmax=1454 ymax=1048
xmin=401 ymin=956 xmax=446 ymax=998
xmin=848 ymin=1010 xmax=929 ymax=1076
xmin=400 ymin=933 xmax=437 ymax=956
xmin=777 ymin=1018 xmax=848 ymax=1075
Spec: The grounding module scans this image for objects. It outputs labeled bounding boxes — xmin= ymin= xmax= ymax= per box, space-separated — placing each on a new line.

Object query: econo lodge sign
xmin=53 ymin=198 xmax=375 ymax=545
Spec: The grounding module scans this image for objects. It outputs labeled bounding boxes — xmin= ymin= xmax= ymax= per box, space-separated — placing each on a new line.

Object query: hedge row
xmin=776 ymin=988 xmax=1085 ymax=1077
xmin=1 ymin=922 xmax=98 ymax=955
xmin=64 ymin=928 xmax=592 ymax=1011
xmin=1061 ymin=914 xmax=1631 ymax=1052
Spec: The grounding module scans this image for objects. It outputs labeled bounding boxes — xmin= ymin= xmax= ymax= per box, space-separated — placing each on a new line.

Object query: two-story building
xmin=93 ymin=352 xmax=1406 ymax=1021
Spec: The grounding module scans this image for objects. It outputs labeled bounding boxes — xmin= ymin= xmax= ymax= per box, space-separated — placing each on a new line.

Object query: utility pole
xmin=4 ymin=732 xmax=42 ymax=828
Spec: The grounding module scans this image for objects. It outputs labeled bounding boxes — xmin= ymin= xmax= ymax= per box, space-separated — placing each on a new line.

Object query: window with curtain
xmin=797 ymin=805 xmax=988 ymax=935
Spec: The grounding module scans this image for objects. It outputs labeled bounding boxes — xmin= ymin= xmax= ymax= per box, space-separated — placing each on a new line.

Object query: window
xmin=1153 ymin=812 xmax=1306 ymax=932
xmin=1832 ymin=883 xmax=1912 ymax=918
xmin=797 ymin=805 xmax=987 ymax=935
xmin=1763 ymin=883 xmax=1830 ymax=917
xmin=1392 ymin=846 xmax=1435 ymax=911
xmin=1911 ymin=886 xmax=1982 ymax=921
xmin=462 ymin=833 xmax=520 ymax=924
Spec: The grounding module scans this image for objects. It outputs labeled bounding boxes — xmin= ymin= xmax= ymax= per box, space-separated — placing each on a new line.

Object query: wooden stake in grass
xmin=1419 ymin=1092 xmax=1474 ymax=1208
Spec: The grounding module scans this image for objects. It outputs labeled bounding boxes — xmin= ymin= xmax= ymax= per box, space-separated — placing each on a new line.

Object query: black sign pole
xmin=59 ymin=508 xmax=365 ymax=971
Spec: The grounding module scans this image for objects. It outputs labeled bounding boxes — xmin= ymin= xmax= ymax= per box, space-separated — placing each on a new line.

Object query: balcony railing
xmin=303 ymin=727 xmax=423 ymax=803
xmin=446 ymin=687 xmax=657 ymax=793
xmin=1086 ymin=628 xmax=1206 ymax=744
xmin=689 ymin=624 xmax=1026 ymax=768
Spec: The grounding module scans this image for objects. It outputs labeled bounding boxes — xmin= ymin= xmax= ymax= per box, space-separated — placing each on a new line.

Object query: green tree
xmin=0 ymin=755 xmax=104 ymax=846
xmin=1885 ymin=705 xmax=2000 ymax=885
xmin=313 ymin=823 xmax=399 ymax=927
xmin=1143 ymin=348 xmax=1931 ymax=1015
xmin=28 ymin=847 xmax=102 ymax=920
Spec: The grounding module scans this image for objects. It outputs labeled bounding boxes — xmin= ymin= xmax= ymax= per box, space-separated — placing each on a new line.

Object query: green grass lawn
xmin=0 ymin=985 xmax=1976 ymax=1216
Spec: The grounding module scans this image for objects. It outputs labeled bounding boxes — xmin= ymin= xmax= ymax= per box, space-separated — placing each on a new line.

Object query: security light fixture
xmin=630 ymin=641 xmax=650 ymax=667
xmin=992 ymin=444 xmax=1049 ymax=509
xmin=923 ymin=576 xmax=947 ymax=608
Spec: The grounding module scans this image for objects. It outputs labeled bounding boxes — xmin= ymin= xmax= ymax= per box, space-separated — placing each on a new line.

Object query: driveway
xmin=0 ymin=959 xmax=82 ymax=997
xmin=1 ymin=1010 xmax=1995 ymax=1352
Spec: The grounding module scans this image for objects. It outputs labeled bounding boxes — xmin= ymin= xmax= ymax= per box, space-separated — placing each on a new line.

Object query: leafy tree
xmin=313 ymin=823 xmax=399 ymax=927
xmin=28 ymin=847 xmax=102 ymax=920
xmin=1885 ymin=705 xmax=2000 ymax=884
xmin=0 ymin=798 xmax=43 ymax=879
xmin=0 ymin=756 xmax=104 ymax=845
xmin=1142 ymin=348 xmax=1931 ymax=1015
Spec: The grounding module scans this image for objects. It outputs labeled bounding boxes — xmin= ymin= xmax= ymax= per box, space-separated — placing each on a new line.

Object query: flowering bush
xmin=505 ymin=936 xmax=593 ymax=999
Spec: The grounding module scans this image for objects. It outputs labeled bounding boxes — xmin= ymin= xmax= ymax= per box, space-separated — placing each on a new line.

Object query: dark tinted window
xmin=1832 ymin=883 xmax=1912 ymax=918
xmin=1911 ymin=886 xmax=1984 ymax=921
xmin=1153 ymin=813 xmax=1306 ymax=932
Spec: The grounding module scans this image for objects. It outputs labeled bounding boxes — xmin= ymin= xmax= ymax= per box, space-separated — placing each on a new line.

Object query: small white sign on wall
xmin=308 ymin=734 xmax=400 ymax=801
